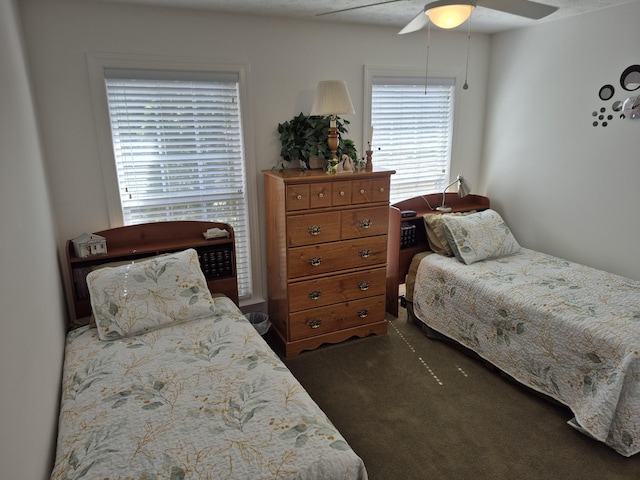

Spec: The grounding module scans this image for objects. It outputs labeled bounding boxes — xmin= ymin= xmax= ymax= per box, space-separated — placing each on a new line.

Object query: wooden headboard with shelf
xmin=65 ymin=221 xmax=239 ymax=329
xmin=385 ymin=192 xmax=490 ymax=316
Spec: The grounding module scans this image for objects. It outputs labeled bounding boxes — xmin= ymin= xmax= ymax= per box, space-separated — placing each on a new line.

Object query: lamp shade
xmin=436 ymin=174 xmax=471 ymax=211
xmin=310 ymin=80 xmax=355 ymax=116
xmin=457 ymin=175 xmax=472 ymax=197
xmin=427 ymin=3 xmax=474 ymax=29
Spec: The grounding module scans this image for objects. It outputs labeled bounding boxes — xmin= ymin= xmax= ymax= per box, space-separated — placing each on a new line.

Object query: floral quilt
xmin=412 ymin=248 xmax=640 ymax=456
xmin=51 ymin=297 xmax=368 ymax=479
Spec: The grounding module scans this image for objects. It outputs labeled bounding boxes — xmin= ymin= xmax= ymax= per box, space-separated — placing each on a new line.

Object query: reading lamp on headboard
xmin=422 ymin=174 xmax=472 ymax=212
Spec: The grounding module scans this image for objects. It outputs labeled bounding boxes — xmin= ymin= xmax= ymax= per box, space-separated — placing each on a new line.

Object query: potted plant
xmin=277 ymin=113 xmax=357 ymax=170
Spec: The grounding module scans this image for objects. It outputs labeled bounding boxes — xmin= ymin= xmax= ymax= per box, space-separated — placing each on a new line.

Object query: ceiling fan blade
xmin=398 ymin=9 xmax=429 ymax=34
xmin=316 ymin=0 xmax=407 ymax=17
xmin=478 ymin=0 xmax=558 ymax=20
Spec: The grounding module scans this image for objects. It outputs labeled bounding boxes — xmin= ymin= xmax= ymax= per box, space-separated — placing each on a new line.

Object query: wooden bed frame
xmin=64 ymin=221 xmax=239 ymax=328
xmin=385 ymin=192 xmax=490 ymax=316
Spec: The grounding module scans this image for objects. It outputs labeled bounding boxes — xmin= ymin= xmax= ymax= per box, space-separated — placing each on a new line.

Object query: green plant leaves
xmin=277 ymin=113 xmax=357 ymax=169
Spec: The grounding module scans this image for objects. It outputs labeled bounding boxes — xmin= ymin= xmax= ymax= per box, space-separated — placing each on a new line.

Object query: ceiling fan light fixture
xmin=426 ymin=3 xmax=475 ymax=29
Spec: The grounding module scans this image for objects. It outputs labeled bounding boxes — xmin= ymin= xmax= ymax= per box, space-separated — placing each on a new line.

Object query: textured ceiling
xmin=93 ymin=0 xmax=640 ymax=33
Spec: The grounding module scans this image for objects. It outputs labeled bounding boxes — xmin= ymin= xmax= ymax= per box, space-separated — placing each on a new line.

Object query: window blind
xmin=104 ymin=69 xmax=252 ymax=299
xmin=371 ymin=78 xmax=455 ymax=204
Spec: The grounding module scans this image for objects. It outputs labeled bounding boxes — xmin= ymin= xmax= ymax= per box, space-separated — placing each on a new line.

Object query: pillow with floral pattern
xmin=87 ymin=248 xmax=216 ymax=340
xmin=441 ymin=209 xmax=521 ymax=265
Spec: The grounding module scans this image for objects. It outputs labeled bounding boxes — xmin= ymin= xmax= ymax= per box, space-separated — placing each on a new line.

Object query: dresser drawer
xmin=287 ymin=235 xmax=387 ymax=279
xmin=351 ymin=179 xmax=372 ymax=204
xmin=289 ymin=295 xmax=386 ymax=341
xmin=287 ymin=211 xmax=341 ymax=247
xmin=332 ymin=180 xmax=352 ymax=206
xmin=288 ymin=267 xmax=386 ymax=312
xmin=341 ymin=206 xmax=389 ymax=240
xmin=350 ymin=177 xmax=391 ymax=204
xmin=371 ymin=177 xmax=391 ymax=203
xmin=309 ymin=182 xmax=333 ymax=209
xmin=286 ymin=184 xmax=309 ymax=211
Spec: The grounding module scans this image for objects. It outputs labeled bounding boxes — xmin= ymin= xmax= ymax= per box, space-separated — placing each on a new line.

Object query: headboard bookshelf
xmin=65 ymin=221 xmax=238 ymax=329
xmin=385 ymin=193 xmax=490 ymax=316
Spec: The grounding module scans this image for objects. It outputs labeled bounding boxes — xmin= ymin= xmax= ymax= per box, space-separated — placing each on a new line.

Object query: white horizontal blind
xmin=371 ymin=78 xmax=455 ymax=204
xmin=104 ymin=69 xmax=252 ymax=299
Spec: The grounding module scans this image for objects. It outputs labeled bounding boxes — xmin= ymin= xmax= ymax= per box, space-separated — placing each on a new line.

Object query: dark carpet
xmin=281 ymin=307 xmax=640 ymax=480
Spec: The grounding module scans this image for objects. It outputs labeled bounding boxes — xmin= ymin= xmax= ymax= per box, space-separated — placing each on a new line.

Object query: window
xmin=367 ymin=70 xmax=455 ymax=204
xmin=102 ymin=68 xmax=253 ymax=299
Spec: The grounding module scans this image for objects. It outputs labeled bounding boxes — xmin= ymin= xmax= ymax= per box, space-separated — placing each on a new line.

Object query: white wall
xmin=0 ymin=1 xmax=67 ymax=478
xmin=483 ymin=2 xmax=640 ymax=280
xmin=18 ymin=0 xmax=490 ymax=309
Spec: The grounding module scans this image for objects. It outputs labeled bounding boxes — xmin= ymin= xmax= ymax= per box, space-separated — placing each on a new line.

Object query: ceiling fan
xmin=317 ymin=0 xmax=559 ymax=33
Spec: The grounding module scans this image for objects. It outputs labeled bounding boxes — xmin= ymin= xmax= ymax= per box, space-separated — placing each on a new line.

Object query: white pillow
xmin=441 ymin=209 xmax=521 ymax=265
xmin=87 ymin=248 xmax=216 ymax=340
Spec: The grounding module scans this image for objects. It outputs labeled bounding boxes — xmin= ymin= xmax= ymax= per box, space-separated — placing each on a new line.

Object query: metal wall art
xmin=592 ymin=64 xmax=640 ymax=127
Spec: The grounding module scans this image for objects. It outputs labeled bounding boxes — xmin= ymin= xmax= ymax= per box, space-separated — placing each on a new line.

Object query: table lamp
xmin=310 ymin=80 xmax=355 ymax=162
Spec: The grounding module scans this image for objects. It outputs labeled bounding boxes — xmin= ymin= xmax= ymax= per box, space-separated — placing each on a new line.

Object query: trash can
xmin=245 ymin=312 xmax=271 ymax=336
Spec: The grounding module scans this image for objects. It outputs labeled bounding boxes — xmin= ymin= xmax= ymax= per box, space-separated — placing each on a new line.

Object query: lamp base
xmin=327 ymin=126 xmax=339 ymax=159
xmin=436 ymin=206 xmax=452 ymax=213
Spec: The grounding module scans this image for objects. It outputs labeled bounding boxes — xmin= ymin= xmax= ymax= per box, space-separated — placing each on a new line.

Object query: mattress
xmin=411 ymin=248 xmax=640 ymax=456
xmin=51 ymin=296 xmax=368 ymax=479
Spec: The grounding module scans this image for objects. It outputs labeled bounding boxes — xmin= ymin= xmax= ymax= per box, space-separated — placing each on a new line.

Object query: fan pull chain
xmin=424 ymin=21 xmax=431 ymax=95
xmin=463 ymin=14 xmax=471 ymax=90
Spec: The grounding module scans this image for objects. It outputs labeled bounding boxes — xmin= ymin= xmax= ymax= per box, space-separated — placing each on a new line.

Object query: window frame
xmin=363 ymin=65 xmax=465 ymax=203
xmin=87 ymin=53 xmax=263 ymax=307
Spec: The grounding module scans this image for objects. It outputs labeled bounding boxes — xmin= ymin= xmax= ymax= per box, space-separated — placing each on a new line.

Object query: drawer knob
xmin=296 ymin=194 xmax=302 ymax=200
xmin=309 ymin=290 xmax=322 ymax=300
xmin=358 ymin=219 xmax=372 ymax=229
xmin=308 ymin=225 xmax=322 ymax=236
xmin=309 ymin=256 xmax=322 ymax=267
xmin=357 ymin=309 xmax=369 ymax=318
xmin=339 ymin=191 xmax=345 ymax=196
xmin=358 ymin=281 xmax=370 ymax=291
xmin=358 ymin=249 xmax=371 ymax=258
xmin=319 ymin=192 xmax=324 ymax=198
xmin=360 ymin=189 xmax=365 ymax=194
xmin=379 ymin=187 xmax=385 ymax=193
xmin=308 ymin=319 xmax=322 ymax=329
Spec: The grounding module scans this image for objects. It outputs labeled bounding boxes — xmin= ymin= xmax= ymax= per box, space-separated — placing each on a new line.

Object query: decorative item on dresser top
xmin=310 ymin=80 xmax=356 ymax=173
xmin=64 ymin=221 xmax=239 ymax=330
xmin=277 ymin=113 xmax=358 ymax=171
xmin=263 ymin=168 xmax=395 ymax=357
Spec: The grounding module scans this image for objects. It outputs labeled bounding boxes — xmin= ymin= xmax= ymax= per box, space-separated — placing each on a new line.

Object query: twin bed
xmin=51 ymin=225 xmax=367 ymax=479
xmin=390 ymin=194 xmax=640 ymax=457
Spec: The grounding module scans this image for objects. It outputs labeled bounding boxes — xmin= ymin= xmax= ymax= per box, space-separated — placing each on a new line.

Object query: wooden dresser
xmin=263 ymin=168 xmax=394 ymax=357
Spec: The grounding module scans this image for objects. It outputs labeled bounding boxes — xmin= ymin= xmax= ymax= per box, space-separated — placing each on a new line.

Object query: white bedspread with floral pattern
xmin=51 ymin=297 xmax=368 ymax=479
xmin=412 ymin=248 xmax=640 ymax=456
